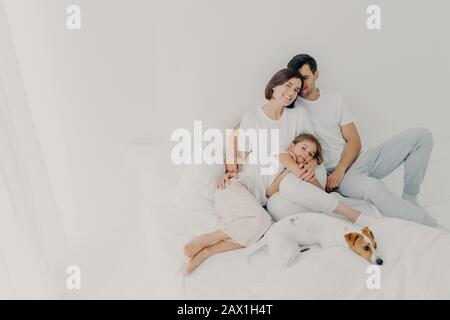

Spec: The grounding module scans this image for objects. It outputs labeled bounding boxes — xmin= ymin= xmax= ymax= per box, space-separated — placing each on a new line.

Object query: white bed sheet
xmin=241 ymin=217 xmax=450 ymax=299
xmin=149 ymin=200 xmax=450 ymax=299
xmin=152 ymin=205 xmax=279 ymax=299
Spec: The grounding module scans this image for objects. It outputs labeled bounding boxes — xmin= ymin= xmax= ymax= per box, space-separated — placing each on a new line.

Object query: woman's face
xmin=271 ymin=77 xmax=302 ymax=106
xmin=290 ymin=139 xmax=317 ymax=164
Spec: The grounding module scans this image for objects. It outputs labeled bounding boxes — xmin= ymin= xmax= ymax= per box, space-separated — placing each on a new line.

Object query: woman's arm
xmin=225 ymin=122 xmax=242 ymax=173
xmin=266 ymin=169 xmax=289 ymax=197
xmin=277 ymin=153 xmax=308 ymax=178
xmin=266 ymin=170 xmax=324 ymax=197
xmin=266 ymin=155 xmax=324 ymax=197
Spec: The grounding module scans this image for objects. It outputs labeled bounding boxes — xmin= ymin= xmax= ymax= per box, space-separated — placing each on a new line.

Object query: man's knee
xmin=361 ymin=178 xmax=386 ymax=200
xmin=410 ymin=127 xmax=433 ymax=147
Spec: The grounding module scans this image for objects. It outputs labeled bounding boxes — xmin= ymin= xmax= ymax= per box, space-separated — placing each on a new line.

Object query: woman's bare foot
xmin=182 ymin=240 xmax=244 ymax=276
xmin=182 ymin=248 xmax=211 ymax=276
xmin=183 ymin=235 xmax=211 ymax=258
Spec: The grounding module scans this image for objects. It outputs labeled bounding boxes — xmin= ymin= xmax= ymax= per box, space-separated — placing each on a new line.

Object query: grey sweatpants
xmin=337 ymin=128 xmax=433 ymax=224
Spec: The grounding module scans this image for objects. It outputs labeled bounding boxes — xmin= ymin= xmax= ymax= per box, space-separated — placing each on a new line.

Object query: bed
xmin=129 ymin=142 xmax=450 ymax=299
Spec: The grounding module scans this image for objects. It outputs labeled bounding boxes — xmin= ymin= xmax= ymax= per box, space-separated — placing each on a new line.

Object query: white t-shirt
xmin=296 ymin=90 xmax=354 ymax=171
xmin=236 ymin=106 xmax=314 ymax=206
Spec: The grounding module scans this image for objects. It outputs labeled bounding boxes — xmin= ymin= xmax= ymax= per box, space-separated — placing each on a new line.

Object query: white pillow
xmin=126 ymin=142 xmax=225 ymax=213
xmin=170 ymin=162 xmax=225 ymax=211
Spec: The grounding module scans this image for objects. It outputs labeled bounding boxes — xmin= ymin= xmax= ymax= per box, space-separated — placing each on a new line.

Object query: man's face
xmin=299 ymin=64 xmax=318 ymax=98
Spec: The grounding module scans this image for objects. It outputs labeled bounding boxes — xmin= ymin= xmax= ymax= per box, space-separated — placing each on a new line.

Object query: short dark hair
xmin=264 ymin=68 xmax=303 ymax=108
xmin=287 ymin=54 xmax=318 ymax=74
xmin=292 ymin=133 xmax=323 ymax=165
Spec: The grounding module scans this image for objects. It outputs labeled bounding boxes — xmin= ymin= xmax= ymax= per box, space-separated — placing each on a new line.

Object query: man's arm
xmin=266 ymin=169 xmax=289 ymax=197
xmin=326 ymin=122 xmax=362 ymax=191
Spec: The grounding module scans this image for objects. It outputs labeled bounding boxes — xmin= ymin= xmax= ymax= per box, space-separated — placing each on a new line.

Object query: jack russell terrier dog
xmin=247 ymin=213 xmax=383 ymax=267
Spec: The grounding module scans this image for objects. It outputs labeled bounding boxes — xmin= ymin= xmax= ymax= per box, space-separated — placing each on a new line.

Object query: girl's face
xmin=290 ymin=139 xmax=317 ymax=164
xmin=271 ymin=77 xmax=302 ymax=106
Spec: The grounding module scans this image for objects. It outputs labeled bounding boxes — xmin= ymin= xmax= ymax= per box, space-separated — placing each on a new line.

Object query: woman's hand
xmin=294 ymin=164 xmax=308 ymax=179
xmin=217 ymin=172 xmax=238 ymax=190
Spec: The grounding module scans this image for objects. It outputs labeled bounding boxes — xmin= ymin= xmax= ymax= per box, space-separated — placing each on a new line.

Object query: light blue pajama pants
xmin=337 ymin=128 xmax=434 ymax=225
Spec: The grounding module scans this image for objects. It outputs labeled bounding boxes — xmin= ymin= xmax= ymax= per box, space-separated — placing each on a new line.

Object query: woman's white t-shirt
xmin=235 ymin=106 xmax=314 ymax=206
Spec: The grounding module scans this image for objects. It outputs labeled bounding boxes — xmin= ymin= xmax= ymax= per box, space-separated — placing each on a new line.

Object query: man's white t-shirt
xmin=236 ymin=106 xmax=314 ymax=206
xmin=296 ymin=90 xmax=354 ymax=171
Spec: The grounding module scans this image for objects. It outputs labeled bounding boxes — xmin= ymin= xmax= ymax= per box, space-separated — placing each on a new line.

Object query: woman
xmin=182 ymin=69 xmax=365 ymax=276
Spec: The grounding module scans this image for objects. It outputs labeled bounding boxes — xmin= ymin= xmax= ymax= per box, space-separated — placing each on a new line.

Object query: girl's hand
xmin=217 ymin=172 xmax=238 ymax=190
xmin=300 ymin=160 xmax=318 ymax=182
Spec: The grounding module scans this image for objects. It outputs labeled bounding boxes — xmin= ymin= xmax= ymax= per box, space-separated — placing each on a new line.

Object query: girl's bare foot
xmin=183 ymin=235 xmax=211 ymax=258
xmin=182 ymin=248 xmax=210 ymax=276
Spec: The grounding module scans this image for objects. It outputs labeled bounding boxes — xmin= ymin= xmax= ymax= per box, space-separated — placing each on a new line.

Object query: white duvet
xmin=149 ymin=203 xmax=450 ymax=299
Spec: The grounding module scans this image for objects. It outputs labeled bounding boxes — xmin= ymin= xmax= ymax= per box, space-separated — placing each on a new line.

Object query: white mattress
xmin=146 ymin=199 xmax=450 ymax=299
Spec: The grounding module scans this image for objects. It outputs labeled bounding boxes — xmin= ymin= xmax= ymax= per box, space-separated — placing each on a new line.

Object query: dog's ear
xmin=362 ymin=227 xmax=375 ymax=241
xmin=345 ymin=233 xmax=360 ymax=248
xmin=362 ymin=227 xmax=377 ymax=249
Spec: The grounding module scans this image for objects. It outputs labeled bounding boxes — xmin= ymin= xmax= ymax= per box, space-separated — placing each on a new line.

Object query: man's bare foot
xmin=184 ymin=235 xmax=210 ymax=258
xmin=182 ymin=248 xmax=210 ymax=276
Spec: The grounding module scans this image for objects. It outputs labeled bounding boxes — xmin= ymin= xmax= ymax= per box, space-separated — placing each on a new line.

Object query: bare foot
xmin=183 ymin=235 xmax=210 ymax=258
xmin=182 ymin=248 xmax=210 ymax=276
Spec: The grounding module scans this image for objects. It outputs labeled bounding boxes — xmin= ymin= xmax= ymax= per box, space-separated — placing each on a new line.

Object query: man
xmin=287 ymin=54 xmax=437 ymax=226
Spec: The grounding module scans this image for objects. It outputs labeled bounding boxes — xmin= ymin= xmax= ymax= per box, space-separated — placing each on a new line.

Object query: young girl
xmin=267 ymin=133 xmax=362 ymax=223
xmin=182 ymin=130 xmax=364 ymax=275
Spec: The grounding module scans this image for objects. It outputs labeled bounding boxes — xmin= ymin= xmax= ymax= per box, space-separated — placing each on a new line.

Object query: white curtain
xmin=0 ymin=0 xmax=68 ymax=299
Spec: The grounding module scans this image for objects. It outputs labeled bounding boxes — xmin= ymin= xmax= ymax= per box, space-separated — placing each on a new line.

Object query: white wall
xmin=3 ymin=0 xmax=450 ymax=296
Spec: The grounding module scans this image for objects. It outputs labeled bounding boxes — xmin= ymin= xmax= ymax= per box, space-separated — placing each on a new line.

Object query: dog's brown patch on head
xmin=362 ymin=227 xmax=378 ymax=249
xmin=345 ymin=233 xmax=360 ymax=247
xmin=345 ymin=232 xmax=373 ymax=263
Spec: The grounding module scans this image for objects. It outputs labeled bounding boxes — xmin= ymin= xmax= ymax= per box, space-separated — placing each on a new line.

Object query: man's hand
xmin=326 ymin=167 xmax=345 ymax=192
xmin=300 ymin=160 xmax=318 ymax=182
xmin=217 ymin=172 xmax=238 ymax=190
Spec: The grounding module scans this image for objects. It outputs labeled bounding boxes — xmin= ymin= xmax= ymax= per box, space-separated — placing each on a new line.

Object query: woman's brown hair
xmin=292 ymin=133 xmax=323 ymax=164
xmin=265 ymin=68 xmax=303 ymax=109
